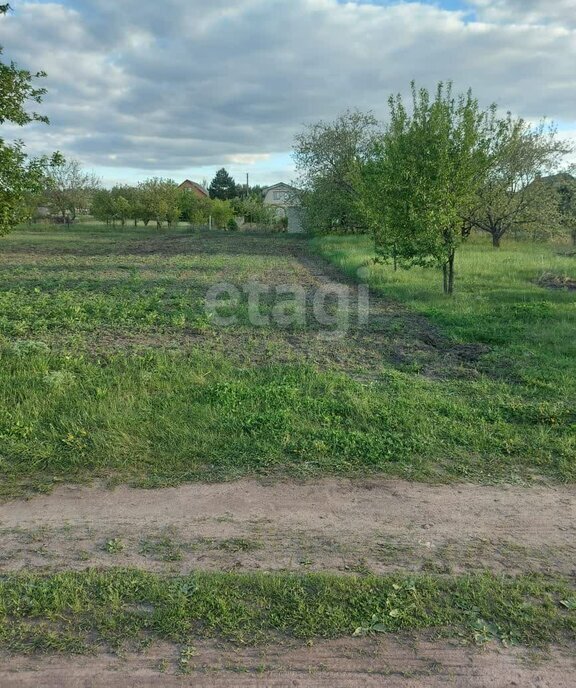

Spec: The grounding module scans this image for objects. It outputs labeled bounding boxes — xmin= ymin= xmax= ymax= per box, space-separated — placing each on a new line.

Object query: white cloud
xmin=1 ymin=0 xmax=575 ymax=183
xmin=470 ymin=0 xmax=576 ymax=27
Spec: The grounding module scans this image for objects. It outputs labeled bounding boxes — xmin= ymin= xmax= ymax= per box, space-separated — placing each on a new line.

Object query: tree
xmin=0 ymin=3 xmax=60 ymax=235
xmin=137 ymin=177 xmax=180 ymax=228
xmin=231 ymin=194 xmax=276 ymax=226
xmin=532 ymin=172 xmax=576 ymax=245
xmin=44 ymin=159 xmax=100 ymax=222
xmin=179 ymin=188 xmax=211 ymax=225
xmin=293 ymin=109 xmax=378 ymax=233
xmin=91 ymin=189 xmax=114 ymax=224
xmin=361 ymin=82 xmax=492 ymax=294
xmin=464 ymin=117 xmax=571 ymax=247
xmin=557 ymin=174 xmax=576 ymax=245
xmin=208 ymin=168 xmax=236 ymax=200
xmin=111 ymin=194 xmax=131 ymax=227
xmin=210 ymin=198 xmax=234 ymax=228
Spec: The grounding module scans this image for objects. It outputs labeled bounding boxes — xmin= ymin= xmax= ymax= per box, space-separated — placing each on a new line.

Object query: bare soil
xmin=1 ymin=636 xmax=574 ymax=687
xmin=0 ymin=478 xmax=574 ymax=575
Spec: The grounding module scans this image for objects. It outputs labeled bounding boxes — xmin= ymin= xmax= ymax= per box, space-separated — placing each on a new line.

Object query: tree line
xmin=294 ymin=82 xmax=576 ymax=293
xmin=23 ymin=163 xmax=281 ymax=230
xmin=1 ymin=5 xmax=279 ymax=235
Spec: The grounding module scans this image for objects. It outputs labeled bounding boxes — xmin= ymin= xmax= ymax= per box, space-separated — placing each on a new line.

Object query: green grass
xmin=0 ymin=225 xmax=574 ymax=496
xmin=0 ymin=569 xmax=574 ymax=653
xmin=311 ymin=233 xmax=576 ymax=383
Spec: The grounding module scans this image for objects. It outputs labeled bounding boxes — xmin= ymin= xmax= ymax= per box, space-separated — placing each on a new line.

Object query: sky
xmin=2 ymin=0 xmax=575 ymax=188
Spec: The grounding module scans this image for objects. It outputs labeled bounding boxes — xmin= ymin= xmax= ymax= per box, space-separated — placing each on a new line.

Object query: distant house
xmin=178 ymin=180 xmax=209 ymax=198
xmin=262 ymin=182 xmax=304 ymax=233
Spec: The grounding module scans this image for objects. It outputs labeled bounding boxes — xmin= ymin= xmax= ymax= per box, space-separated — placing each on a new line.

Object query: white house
xmin=262 ymin=183 xmax=303 ymax=233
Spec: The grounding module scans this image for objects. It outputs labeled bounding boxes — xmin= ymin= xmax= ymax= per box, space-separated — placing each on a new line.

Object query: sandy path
xmin=1 ymin=478 xmax=574 ymax=574
xmin=1 ymin=636 xmax=575 ymax=687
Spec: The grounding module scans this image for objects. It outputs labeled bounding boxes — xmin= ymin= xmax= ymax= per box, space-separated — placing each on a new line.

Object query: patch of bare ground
xmin=1 ymin=636 xmax=574 ymax=687
xmin=536 ymin=272 xmax=576 ymax=290
xmin=0 ymin=479 xmax=574 ymax=576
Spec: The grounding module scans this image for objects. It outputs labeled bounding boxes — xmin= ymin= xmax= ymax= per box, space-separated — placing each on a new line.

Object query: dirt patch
xmin=1 ymin=636 xmax=574 ymax=687
xmin=536 ymin=272 xmax=576 ymax=290
xmin=0 ymin=479 xmax=574 ymax=575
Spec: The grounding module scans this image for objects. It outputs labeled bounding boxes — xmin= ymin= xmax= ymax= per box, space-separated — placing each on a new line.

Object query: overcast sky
xmin=2 ymin=0 xmax=575 ymax=187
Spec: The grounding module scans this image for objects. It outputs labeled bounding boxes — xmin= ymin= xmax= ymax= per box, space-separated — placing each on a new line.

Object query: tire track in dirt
xmin=1 ymin=636 xmax=574 ymax=687
xmin=1 ymin=478 xmax=574 ymax=575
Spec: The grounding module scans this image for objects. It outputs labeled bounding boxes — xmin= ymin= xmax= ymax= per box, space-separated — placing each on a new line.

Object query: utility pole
xmin=246 ymin=173 xmax=249 ymax=197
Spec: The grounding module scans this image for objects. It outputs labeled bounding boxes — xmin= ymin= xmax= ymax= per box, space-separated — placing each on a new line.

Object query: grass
xmin=0 ymin=225 xmax=575 ymax=496
xmin=1 ymin=226 xmax=575 ymax=662
xmin=0 ymin=569 xmax=574 ymax=653
xmin=311 ymin=233 xmax=576 ymax=386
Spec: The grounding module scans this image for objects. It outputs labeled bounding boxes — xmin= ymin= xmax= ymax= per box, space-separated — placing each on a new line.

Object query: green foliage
xmin=0 ymin=4 xmax=60 ymax=236
xmin=293 ymin=110 xmax=378 ymax=234
xmin=208 ymin=167 xmax=237 ymax=200
xmin=0 ymin=226 xmax=575 ymax=497
xmin=536 ymin=172 xmax=576 ymax=245
xmin=43 ymin=159 xmax=101 ymax=222
xmin=232 ymin=194 xmax=276 ymax=226
xmin=361 ymin=82 xmax=492 ymax=293
xmin=178 ymin=188 xmax=211 ymax=225
xmin=0 ymin=570 xmax=573 ymax=652
xmin=210 ymin=197 xmax=234 ymax=228
xmin=465 ymin=118 xmax=571 ymax=246
xmin=137 ymin=177 xmax=180 ymax=228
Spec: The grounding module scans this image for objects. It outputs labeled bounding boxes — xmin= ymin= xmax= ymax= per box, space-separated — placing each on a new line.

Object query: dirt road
xmin=1 ymin=478 xmax=574 ymax=575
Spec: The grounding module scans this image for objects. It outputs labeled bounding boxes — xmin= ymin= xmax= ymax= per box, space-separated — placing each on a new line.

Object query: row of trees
xmin=91 ymin=180 xmax=236 ymax=229
xmin=0 ymin=4 xmax=275 ymax=237
xmin=37 ymin=168 xmax=280 ymax=229
xmin=294 ymin=83 xmax=575 ymax=293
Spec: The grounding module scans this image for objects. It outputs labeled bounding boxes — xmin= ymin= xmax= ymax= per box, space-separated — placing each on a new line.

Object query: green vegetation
xmin=0 ymin=4 xmax=61 ymax=236
xmin=0 ymin=226 xmax=575 ymax=497
xmin=0 ymin=569 xmax=573 ymax=652
xmin=295 ymin=81 xmax=573 ymax=292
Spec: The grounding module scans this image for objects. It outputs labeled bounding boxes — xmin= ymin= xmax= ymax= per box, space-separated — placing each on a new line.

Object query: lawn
xmin=0 ymin=225 xmax=574 ymax=499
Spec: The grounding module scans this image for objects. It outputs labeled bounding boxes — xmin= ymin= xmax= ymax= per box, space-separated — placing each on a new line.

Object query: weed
xmin=104 ymin=538 xmax=125 ymax=554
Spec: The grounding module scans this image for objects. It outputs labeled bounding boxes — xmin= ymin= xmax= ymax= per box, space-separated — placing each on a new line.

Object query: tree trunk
xmin=443 ymin=250 xmax=455 ymax=295
xmin=447 ymin=250 xmax=455 ymax=295
xmin=492 ymin=233 xmax=501 ymax=247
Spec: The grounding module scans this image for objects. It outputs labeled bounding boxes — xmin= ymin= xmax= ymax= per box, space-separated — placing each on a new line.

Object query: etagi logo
xmin=205 ymin=268 xmax=370 ymax=340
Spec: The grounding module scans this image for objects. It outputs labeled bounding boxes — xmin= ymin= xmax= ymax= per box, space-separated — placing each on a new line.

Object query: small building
xmin=178 ymin=180 xmax=209 ymax=198
xmin=262 ymin=182 xmax=304 ymax=233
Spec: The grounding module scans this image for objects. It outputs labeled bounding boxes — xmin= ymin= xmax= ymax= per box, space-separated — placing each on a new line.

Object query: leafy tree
xmin=179 ymin=188 xmax=211 ymax=225
xmin=362 ymin=82 xmax=492 ymax=294
xmin=137 ymin=178 xmax=180 ymax=228
xmin=210 ymin=198 xmax=234 ymax=228
xmin=91 ymin=189 xmax=114 ymax=224
xmin=231 ymin=195 xmax=276 ymax=226
xmin=111 ymin=194 xmax=131 ymax=227
xmin=531 ymin=172 xmax=576 ymax=245
xmin=293 ymin=110 xmax=378 ymax=233
xmin=208 ymin=168 xmax=236 ymax=200
xmin=0 ymin=3 xmax=60 ymax=235
xmin=44 ymin=159 xmax=100 ymax=222
xmin=464 ymin=117 xmax=571 ymax=247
